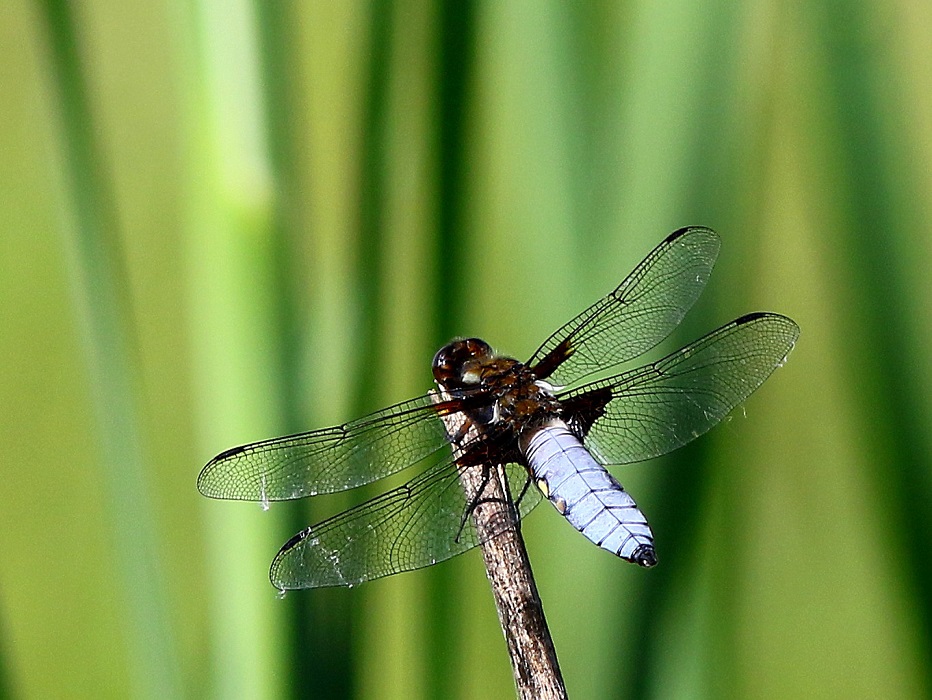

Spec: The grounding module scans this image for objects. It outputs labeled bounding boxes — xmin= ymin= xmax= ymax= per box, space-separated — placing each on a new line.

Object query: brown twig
xmin=432 ymin=391 xmax=567 ymax=700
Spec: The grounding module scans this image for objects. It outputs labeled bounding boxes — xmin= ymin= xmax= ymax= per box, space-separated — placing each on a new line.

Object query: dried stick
xmin=432 ymin=391 xmax=567 ymax=700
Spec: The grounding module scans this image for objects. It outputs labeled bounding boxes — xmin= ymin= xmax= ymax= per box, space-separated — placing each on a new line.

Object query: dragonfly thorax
xmin=433 ymin=337 xmax=561 ymax=429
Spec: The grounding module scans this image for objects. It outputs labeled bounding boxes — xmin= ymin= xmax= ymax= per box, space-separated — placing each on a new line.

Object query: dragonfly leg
xmin=512 ymin=473 xmax=533 ymax=510
xmin=454 ymin=463 xmax=513 ymax=544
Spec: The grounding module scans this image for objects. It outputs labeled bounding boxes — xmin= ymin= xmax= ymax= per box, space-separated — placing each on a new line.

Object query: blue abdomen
xmin=522 ymin=421 xmax=656 ymax=567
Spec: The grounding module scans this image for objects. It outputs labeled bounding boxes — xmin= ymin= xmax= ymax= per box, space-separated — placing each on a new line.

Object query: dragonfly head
xmin=432 ymin=338 xmax=495 ymax=390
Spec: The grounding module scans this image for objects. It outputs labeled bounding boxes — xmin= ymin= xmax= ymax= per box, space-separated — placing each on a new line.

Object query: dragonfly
xmin=198 ymin=227 xmax=799 ymax=590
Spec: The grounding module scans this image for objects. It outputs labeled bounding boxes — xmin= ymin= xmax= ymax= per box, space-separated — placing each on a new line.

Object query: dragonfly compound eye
xmin=432 ymin=338 xmax=494 ymax=387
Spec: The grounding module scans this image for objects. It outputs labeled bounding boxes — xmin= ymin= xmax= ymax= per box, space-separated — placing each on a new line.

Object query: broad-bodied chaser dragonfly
xmin=198 ymin=227 xmax=799 ymax=590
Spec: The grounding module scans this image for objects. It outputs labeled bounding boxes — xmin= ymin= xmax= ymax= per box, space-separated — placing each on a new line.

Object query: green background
xmin=2 ymin=2 xmax=930 ymax=698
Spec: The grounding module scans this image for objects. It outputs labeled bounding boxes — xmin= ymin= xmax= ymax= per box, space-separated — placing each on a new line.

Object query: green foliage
xmin=1 ymin=1 xmax=930 ymax=698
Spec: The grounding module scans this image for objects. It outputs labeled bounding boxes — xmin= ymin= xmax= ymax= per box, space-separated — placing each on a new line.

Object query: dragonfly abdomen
xmin=522 ymin=421 xmax=656 ymax=567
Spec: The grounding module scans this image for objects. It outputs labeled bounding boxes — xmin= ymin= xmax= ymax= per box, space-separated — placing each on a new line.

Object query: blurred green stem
xmin=38 ymin=1 xmax=182 ymax=698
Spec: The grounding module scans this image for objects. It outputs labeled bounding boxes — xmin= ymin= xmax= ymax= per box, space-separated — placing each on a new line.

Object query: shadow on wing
xmin=559 ymin=313 xmax=800 ymax=465
xmin=269 ymin=461 xmax=542 ymax=589
xmin=528 ymin=227 xmax=721 ymax=387
xmin=197 ymin=394 xmax=462 ymax=501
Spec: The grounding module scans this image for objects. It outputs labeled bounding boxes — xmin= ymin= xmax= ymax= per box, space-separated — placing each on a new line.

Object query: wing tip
xmin=197 ymin=444 xmax=249 ymax=496
xmin=212 ymin=444 xmax=248 ymax=462
xmin=733 ymin=312 xmax=801 ymax=342
xmin=666 ymin=225 xmax=719 ymax=244
xmin=196 ymin=464 xmax=219 ymax=498
xmin=270 ymin=526 xmax=372 ymax=590
xmin=269 ymin=527 xmax=311 ymax=590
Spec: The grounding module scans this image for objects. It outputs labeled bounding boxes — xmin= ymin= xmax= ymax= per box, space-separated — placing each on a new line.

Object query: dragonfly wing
xmin=559 ymin=313 xmax=800 ymax=464
xmin=270 ymin=461 xmax=542 ymax=589
xmin=197 ymin=394 xmax=459 ymax=501
xmin=528 ymin=227 xmax=721 ymax=386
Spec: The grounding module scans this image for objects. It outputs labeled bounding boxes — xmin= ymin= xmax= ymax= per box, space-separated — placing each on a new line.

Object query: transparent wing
xmin=527 ymin=227 xmax=721 ymax=387
xmin=197 ymin=394 xmax=458 ymax=501
xmin=560 ymin=313 xmax=799 ymax=464
xmin=269 ymin=461 xmax=542 ymax=589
